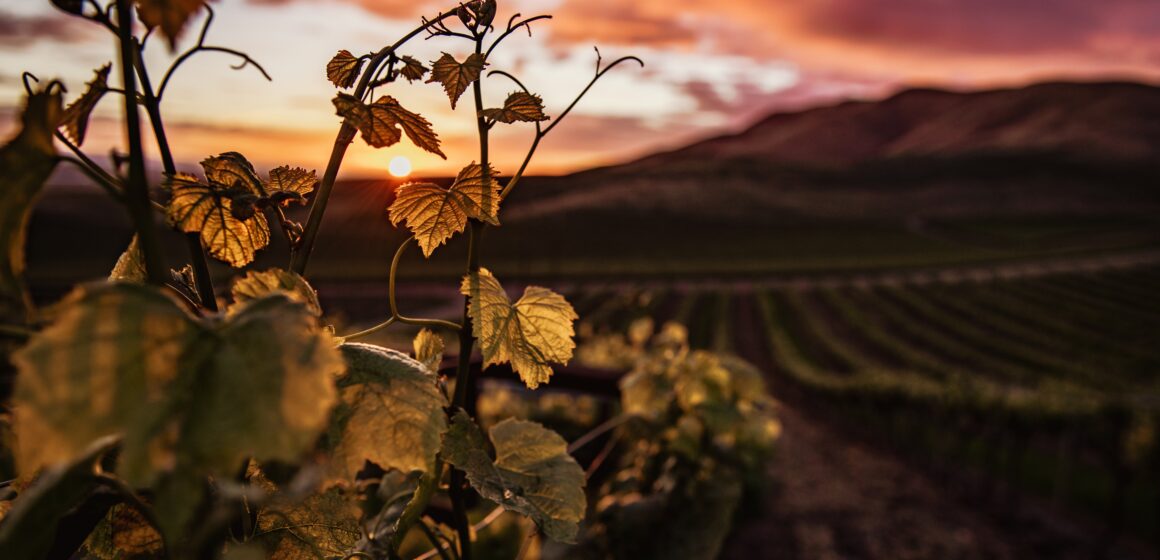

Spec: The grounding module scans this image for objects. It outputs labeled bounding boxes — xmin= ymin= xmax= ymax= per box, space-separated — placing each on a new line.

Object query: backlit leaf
xmin=1 ymin=88 xmax=61 ymax=323
xmin=327 ymin=344 xmax=447 ymax=482
xmin=136 ymin=0 xmax=206 ymax=50
xmin=12 ymin=283 xmax=341 ymax=488
xmin=202 ymin=151 xmax=263 ymax=194
xmin=482 ymin=91 xmax=549 ymax=124
xmin=427 ymin=52 xmax=485 ymax=110
xmin=460 ymin=268 xmax=577 ymax=389
xmin=441 ymin=410 xmax=585 ymax=542
xmin=109 ymin=236 xmax=147 ymax=283
xmin=166 ymin=172 xmax=271 ymax=267
xmin=263 ymin=165 xmax=317 ymax=205
xmin=231 ymin=268 xmax=321 ymax=316
xmin=413 ymin=329 xmax=444 ymax=372
xmin=326 ymin=49 xmax=363 ymax=89
xmin=398 ymin=55 xmax=427 ymax=82
xmin=334 ymin=93 xmax=445 ymax=158
xmin=388 ymin=163 xmax=500 ymax=257
xmin=59 ymin=64 xmax=111 ymax=145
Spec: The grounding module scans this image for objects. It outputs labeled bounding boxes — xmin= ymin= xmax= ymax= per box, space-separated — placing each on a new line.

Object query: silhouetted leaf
xmin=398 ymin=55 xmax=427 ymax=82
xmin=482 ymin=91 xmax=549 ymax=124
xmin=0 ymin=436 xmax=117 ymax=560
xmin=59 ymin=64 xmax=111 ymax=145
xmin=326 ymin=343 xmax=448 ymax=483
xmin=388 ymin=163 xmax=500 ymax=257
xmin=460 ymin=268 xmax=577 ymax=389
xmin=136 ymin=0 xmax=206 ymax=50
xmin=441 ymin=410 xmax=585 ymax=542
xmin=0 ymin=88 xmax=61 ymax=322
xmin=231 ymin=268 xmax=321 ymax=316
xmin=326 ymin=49 xmax=363 ymax=89
xmin=427 ymin=52 xmax=485 ymax=110
xmin=50 ymin=0 xmax=85 ymax=15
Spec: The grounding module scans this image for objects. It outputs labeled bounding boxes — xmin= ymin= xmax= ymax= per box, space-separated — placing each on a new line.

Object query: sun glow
xmin=388 ymin=156 xmax=412 ymax=177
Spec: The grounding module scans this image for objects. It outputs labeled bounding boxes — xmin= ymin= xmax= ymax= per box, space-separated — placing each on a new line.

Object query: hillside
xmin=505 ymin=81 xmax=1160 ymax=223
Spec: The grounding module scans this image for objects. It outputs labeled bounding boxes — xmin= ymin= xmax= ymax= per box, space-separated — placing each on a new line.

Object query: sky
xmin=2 ymin=0 xmax=1160 ymax=178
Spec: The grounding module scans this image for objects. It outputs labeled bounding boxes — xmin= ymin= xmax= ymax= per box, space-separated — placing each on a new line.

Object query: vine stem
xmin=130 ymin=38 xmax=218 ymax=310
xmin=114 ymin=0 xmax=166 ymax=285
xmin=290 ymin=8 xmax=460 ymax=276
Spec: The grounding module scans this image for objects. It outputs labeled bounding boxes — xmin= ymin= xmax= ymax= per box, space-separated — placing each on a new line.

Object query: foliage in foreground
xmin=0 ymin=0 xmax=645 ymax=558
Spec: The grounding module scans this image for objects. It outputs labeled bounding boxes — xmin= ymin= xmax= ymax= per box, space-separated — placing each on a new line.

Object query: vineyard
xmin=536 ymin=257 xmax=1159 ymax=555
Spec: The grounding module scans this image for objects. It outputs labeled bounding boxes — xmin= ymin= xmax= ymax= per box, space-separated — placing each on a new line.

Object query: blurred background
xmin=2 ymin=0 xmax=1158 ymax=558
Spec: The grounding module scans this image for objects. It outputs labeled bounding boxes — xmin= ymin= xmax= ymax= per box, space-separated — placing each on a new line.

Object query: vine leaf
xmin=482 ymin=92 xmax=550 ymax=124
xmin=263 ymin=166 xmax=318 ymax=206
xmin=0 ymin=88 xmax=61 ymax=323
xmin=59 ymin=64 xmax=111 ymax=145
xmin=251 ymin=467 xmax=362 ymax=559
xmin=0 ymin=436 xmax=117 ymax=559
xmin=109 ymin=236 xmax=147 ymax=283
xmin=82 ymin=503 xmax=164 ymax=558
xmin=326 ymin=343 xmax=448 ymax=483
xmin=135 ymin=0 xmax=207 ymax=50
xmin=167 ymin=172 xmax=270 ymax=267
xmin=427 ymin=52 xmax=486 ymax=110
xmin=12 ymin=282 xmax=341 ymax=494
xmin=398 ymin=55 xmax=428 ymax=82
xmin=230 ymin=268 xmax=321 ymax=316
xmin=388 ymin=163 xmax=501 ymax=257
xmin=333 ymin=93 xmax=445 ymax=158
xmin=326 ymin=49 xmax=363 ymax=89
xmin=460 ymin=268 xmax=577 ymax=389
xmin=413 ymin=329 xmax=444 ymax=372
xmin=441 ymin=410 xmax=586 ymax=543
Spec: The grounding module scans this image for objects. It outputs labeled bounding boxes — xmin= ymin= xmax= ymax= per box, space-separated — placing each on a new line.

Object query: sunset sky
xmin=2 ymin=0 xmax=1160 ymax=178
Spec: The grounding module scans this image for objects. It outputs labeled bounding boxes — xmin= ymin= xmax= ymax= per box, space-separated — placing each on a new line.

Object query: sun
xmin=388 ymin=156 xmax=412 ymax=177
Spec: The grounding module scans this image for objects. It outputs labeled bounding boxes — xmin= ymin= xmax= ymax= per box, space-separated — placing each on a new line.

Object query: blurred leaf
xmin=109 ymin=236 xmax=147 ymax=283
xmin=0 ymin=88 xmax=61 ymax=323
xmin=327 ymin=343 xmax=447 ymax=483
xmin=482 ymin=91 xmax=549 ymax=124
xmin=412 ymin=328 xmax=443 ymax=372
xmin=398 ymin=55 xmax=427 ymax=82
xmin=441 ymin=410 xmax=585 ymax=542
xmin=59 ymin=64 xmax=111 ymax=145
xmin=12 ymin=282 xmax=341 ymax=492
xmin=326 ymin=49 xmax=363 ymax=89
xmin=426 ymin=52 xmax=485 ymax=110
xmin=460 ymin=268 xmax=577 ymax=389
xmin=136 ymin=0 xmax=207 ymax=50
xmin=231 ymin=268 xmax=321 ymax=316
xmin=50 ymin=0 xmax=86 ymax=15
xmin=0 ymin=435 xmax=117 ymax=559
xmin=166 ymin=172 xmax=271 ymax=267
xmin=388 ymin=163 xmax=500 ymax=257
xmin=333 ymin=93 xmax=445 ymax=158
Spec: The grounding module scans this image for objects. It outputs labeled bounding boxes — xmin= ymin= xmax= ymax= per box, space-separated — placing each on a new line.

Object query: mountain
xmin=504 ymin=81 xmax=1160 ymax=224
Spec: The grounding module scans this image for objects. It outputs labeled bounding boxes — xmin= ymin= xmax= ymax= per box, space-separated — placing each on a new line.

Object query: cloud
xmin=0 ymin=11 xmax=98 ymax=47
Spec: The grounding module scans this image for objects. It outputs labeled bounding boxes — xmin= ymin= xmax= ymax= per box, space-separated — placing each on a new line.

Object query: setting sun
xmin=388 ymin=156 xmax=412 ymax=177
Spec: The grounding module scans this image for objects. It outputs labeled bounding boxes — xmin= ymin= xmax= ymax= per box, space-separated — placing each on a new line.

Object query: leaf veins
xmin=333 ymin=93 xmax=445 ymax=158
xmin=427 ymin=52 xmax=485 ymax=110
xmin=388 ymin=163 xmax=500 ymax=257
xmin=460 ymin=268 xmax=578 ymax=389
xmin=326 ymin=50 xmax=363 ymax=89
xmin=482 ymin=91 xmax=550 ymax=124
xmin=398 ymin=55 xmax=428 ymax=82
xmin=166 ymin=172 xmax=270 ymax=268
